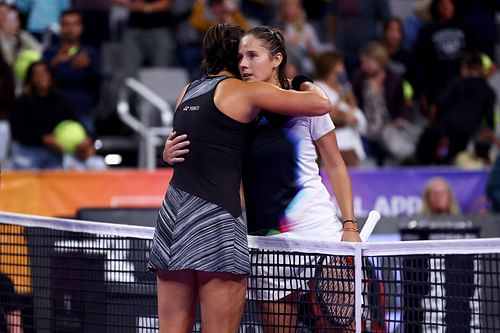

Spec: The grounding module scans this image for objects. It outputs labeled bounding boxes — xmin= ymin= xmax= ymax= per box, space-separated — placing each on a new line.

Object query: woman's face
xmin=2 ymin=9 xmax=20 ymax=35
xmin=281 ymin=0 xmax=301 ymax=22
xmin=238 ymin=34 xmax=281 ymax=85
xmin=426 ymin=180 xmax=451 ymax=214
xmin=384 ymin=20 xmax=402 ymax=47
xmin=360 ymin=55 xmax=382 ymax=76
xmin=31 ymin=64 xmax=52 ymax=92
xmin=438 ymin=0 xmax=455 ymax=21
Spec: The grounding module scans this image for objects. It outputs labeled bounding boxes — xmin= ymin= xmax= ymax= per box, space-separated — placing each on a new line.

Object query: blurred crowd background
xmin=1 ymin=0 xmax=500 ymax=170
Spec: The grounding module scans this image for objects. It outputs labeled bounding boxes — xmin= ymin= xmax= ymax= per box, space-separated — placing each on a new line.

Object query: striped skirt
xmin=148 ymin=185 xmax=250 ymax=275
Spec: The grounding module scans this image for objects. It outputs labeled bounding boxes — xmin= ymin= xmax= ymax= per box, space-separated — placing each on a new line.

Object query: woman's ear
xmin=273 ymin=52 xmax=283 ymax=68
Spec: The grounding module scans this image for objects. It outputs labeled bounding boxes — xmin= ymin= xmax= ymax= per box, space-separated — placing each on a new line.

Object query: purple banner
xmin=321 ymin=168 xmax=490 ymax=217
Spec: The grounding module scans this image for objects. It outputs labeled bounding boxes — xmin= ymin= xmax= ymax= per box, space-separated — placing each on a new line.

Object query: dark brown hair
xmin=24 ymin=61 xmax=55 ymax=95
xmin=201 ymin=23 xmax=245 ymax=77
xmin=430 ymin=0 xmax=455 ymax=21
xmin=245 ymin=26 xmax=290 ymax=90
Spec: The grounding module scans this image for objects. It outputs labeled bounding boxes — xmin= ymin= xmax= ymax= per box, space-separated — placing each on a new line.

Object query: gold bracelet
xmin=343 ymin=227 xmax=359 ymax=233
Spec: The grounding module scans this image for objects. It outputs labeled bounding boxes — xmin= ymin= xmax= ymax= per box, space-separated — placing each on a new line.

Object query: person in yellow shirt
xmin=189 ymin=0 xmax=251 ymax=33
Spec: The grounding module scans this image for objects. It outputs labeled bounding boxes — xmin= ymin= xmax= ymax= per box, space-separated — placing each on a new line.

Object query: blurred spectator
xmin=274 ymin=0 xmax=324 ymax=75
xmin=9 ymin=61 xmax=104 ymax=170
xmin=487 ymin=155 xmax=500 ymax=213
xmin=0 ymin=272 xmax=24 ymax=333
xmin=43 ymin=10 xmax=100 ymax=134
xmin=423 ymin=177 xmax=474 ymax=331
xmin=14 ymin=0 xmax=70 ymax=42
xmin=351 ymin=41 xmax=408 ymax=166
xmin=327 ymin=0 xmax=391 ymax=74
xmin=454 ymin=134 xmax=494 ymax=169
xmin=186 ymin=0 xmax=250 ymax=79
xmin=301 ymin=0 xmax=330 ymax=42
xmin=241 ymin=0 xmax=273 ymax=25
xmin=414 ymin=0 xmax=479 ymax=115
xmin=416 ymin=52 xmax=496 ymax=165
xmin=284 ymin=50 xmax=301 ymax=79
xmin=0 ymin=2 xmax=10 ymax=24
xmin=71 ymin=0 xmax=113 ymax=48
xmin=454 ymin=0 xmax=500 ymax=62
xmin=315 ymin=51 xmax=367 ymax=166
xmin=403 ymin=177 xmax=478 ymax=333
xmin=0 ymin=50 xmax=14 ymax=120
xmin=0 ymin=6 xmax=41 ymax=66
xmin=403 ymin=0 xmax=431 ymax=48
xmin=112 ymin=0 xmax=175 ymax=79
xmin=190 ymin=0 xmax=251 ymax=33
xmin=422 ymin=176 xmax=461 ymax=214
xmin=382 ymin=17 xmax=419 ymax=103
xmin=0 ymin=50 xmax=14 ymax=160
xmin=169 ymin=0 xmax=200 ymax=79
xmin=402 ymin=176 xmax=461 ymax=333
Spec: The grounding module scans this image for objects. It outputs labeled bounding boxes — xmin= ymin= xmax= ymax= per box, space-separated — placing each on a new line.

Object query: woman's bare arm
xmin=315 ymin=130 xmax=361 ymax=242
xmin=215 ymin=79 xmax=330 ymax=122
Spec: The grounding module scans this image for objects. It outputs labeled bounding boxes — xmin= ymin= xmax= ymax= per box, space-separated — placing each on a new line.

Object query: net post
xmin=354 ymin=243 xmax=362 ymax=333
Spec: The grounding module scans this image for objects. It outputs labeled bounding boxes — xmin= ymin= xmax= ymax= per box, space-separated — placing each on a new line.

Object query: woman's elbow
xmin=312 ymin=98 xmax=331 ymax=115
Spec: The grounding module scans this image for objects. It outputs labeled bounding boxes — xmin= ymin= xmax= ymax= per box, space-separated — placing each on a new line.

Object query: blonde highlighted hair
xmin=360 ymin=41 xmax=390 ymax=68
xmin=421 ymin=177 xmax=461 ymax=215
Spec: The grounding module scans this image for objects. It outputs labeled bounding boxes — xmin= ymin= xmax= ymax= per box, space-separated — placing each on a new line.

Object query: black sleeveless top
xmin=170 ymin=76 xmax=254 ymax=217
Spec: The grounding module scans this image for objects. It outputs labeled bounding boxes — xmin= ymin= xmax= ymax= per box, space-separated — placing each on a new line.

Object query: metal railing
xmin=117 ymin=78 xmax=173 ymax=170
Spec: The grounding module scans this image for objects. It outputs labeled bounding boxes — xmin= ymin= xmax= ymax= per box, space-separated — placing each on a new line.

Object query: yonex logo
xmin=182 ymin=105 xmax=200 ymax=111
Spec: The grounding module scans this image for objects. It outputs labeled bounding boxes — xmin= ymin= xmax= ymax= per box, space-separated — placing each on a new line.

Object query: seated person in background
xmin=382 ymin=17 xmax=419 ymax=106
xmin=183 ymin=0 xmax=251 ymax=79
xmin=0 ymin=51 xmax=14 ymax=120
xmin=351 ymin=41 xmax=408 ymax=166
xmin=420 ymin=177 xmax=476 ymax=332
xmin=487 ymin=154 xmax=500 ymax=213
xmin=190 ymin=0 xmax=251 ymax=34
xmin=0 ymin=51 xmax=14 ymax=160
xmin=403 ymin=176 xmax=463 ymax=333
xmin=112 ymin=0 xmax=176 ymax=78
xmin=42 ymin=10 xmax=100 ymax=134
xmin=0 ymin=6 xmax=41 ymax=67
xmin=314 ymin=51 xmax=367 ymax=166
xmin=274 ymin=0 xmax=325 ymax=75
xmin=13 ymin=0 xmax=70 ymax=42
xmin=9 ymin=61 xmax=105 ymax=170
xmin=422 ymin=176 xmax=461 ymax=215
xmin=416 ymin=52 xmax=496 ymax=165
xmin=0 ymin=272 xmax=24 ymax=333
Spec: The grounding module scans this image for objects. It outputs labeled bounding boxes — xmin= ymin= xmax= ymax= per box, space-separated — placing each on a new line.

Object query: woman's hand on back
xmin=163 ymin=131 xmax=190 ymax=165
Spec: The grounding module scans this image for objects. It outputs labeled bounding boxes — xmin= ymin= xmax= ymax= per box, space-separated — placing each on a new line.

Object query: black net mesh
xmin=1 ymin=213 xmax=500 ymax=333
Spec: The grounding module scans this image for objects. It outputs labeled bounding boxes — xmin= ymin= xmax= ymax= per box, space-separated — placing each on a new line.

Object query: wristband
xmin=291 ymin=74 xmax=314 ymax=91
xmin=342 ymin=219 xmax=357 ymax=226
xmin=343 ymin=227 xmax=359 ymax=233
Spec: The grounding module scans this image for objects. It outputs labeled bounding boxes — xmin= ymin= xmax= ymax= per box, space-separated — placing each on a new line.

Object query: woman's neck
xmin=214 ymin=70 xmax=236 ymax=78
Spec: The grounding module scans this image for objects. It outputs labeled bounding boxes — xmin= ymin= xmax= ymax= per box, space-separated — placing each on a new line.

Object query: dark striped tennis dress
xmin=148 ymin=76 xmax=254 ymax=274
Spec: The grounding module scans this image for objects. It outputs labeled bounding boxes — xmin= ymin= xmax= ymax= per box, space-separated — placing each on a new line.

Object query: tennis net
xmin=1 ymin=211 xmax=500 ymax=332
